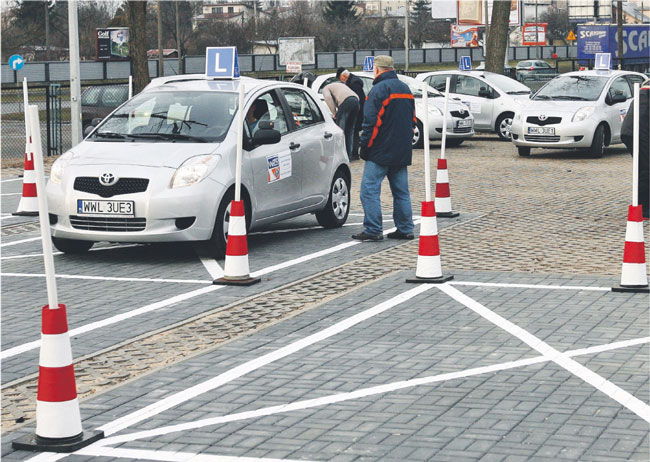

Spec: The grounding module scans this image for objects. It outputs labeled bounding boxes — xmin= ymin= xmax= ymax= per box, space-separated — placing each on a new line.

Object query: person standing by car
xmin=337 ymin=67 xmax=366 ymax=160
xmin=322 ymin=82 xmax=359 ymax=160
xmin=621 ymin=78 xmax=650 ymax=219
xmin=353 ymin=55 xmax=416 ymax=242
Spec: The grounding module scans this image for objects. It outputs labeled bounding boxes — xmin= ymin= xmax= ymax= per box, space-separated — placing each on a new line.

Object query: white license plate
xmin=528 ymin=127 xmax=555 ymax=135
xmin=457 ymin=119 xmax=472 ymax=128
xmin=77 ymin=200 xmax=135 ymax=217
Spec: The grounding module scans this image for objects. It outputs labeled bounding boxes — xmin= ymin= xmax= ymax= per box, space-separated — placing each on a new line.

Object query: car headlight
xmin=170 ymin=154 xmax=220 ymax=188
xmin=50 ymin=151 xmax=74 ymax=184
xmin=572 ymin=106 xmax=596 ymax=123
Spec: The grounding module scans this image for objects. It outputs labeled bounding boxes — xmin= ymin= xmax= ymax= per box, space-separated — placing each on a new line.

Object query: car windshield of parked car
xmin=532 ymin=76 xmax=608 ymax=101
xmin=482 ymin=73 xmax=531 ymax=94
xmin=400 ymin=75 xmax=441 ymax=98
xmin=90 ymin=91 xmax=238 ymax=143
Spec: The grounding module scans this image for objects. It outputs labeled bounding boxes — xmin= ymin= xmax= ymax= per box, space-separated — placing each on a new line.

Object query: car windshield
xmin=399 ymin=75 xmax=441 ymax=98
xmin=482 ymin=73 xmax=530 ymax=94
xmin=90 ymin=91 xmax=238 ymax=143
xmin=532 ymin=75 xmax=608 ymax=101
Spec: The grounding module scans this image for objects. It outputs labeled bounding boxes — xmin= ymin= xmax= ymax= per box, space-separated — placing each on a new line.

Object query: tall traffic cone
xmin=612 ymin=205 xmax=649 ymax=293
xmin=213 ymin=200 xmax=261 ymax=286
xmin=434 ymin=158 xmax=459 ymax=218
xmin=12 ymin=304 xmax=104 ymax=452
xmin=13 ymin=138 xmax=39 ymax=216
xmin=406 ymin=201 xmax=453 ymax=284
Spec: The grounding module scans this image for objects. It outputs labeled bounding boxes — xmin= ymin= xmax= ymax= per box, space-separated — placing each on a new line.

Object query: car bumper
xmin=510 ymin=118 xmax=596 ymax=148
xmin=429 ymin=115 xmax=475 ymax=139
xmin=47 ymin=165 xmax=224 ymax=243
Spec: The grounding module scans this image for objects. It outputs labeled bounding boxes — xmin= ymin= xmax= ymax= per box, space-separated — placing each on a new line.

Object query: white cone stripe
xmin=39 ymin=333 xmax=73 ymax=368
xmin=16 ymin=196 xmax=39 ymax=213
xmin=227 ymin=216 xmax=247 ymax=236
xmin=435 ymin=197 xmax=452 ymax=213
xmin=436 ymin=169 xmax=449 ymax=184
xmin=23 ymin=169 xmax=37 ymax=183
xmin=224 ymin=255 xmax=250 ymax=278
xmin=621 ymin=263 xmax=649 ymax=286
xmin=625 ymin=222 xmax=645 ymax=242
xmin=420 ymin=217 xmax=438 ymax=236
xmin=416 ymin=255 xmax=442 ymax=279
xmin=36 ymin=399 xmax=83 ymax=438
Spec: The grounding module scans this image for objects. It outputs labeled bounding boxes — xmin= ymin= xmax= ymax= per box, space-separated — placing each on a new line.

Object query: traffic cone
xmin=612 ymin=205 xmax=649 ymax=293
xmin=213 ymin=200 xmax=261 ymax=286
xmin=13 ymin=138 xmax=39 ymax=216
xmin=434 ymin=158 xmax=459 ymax=218
xmin=406 ymin=201 xmax=453 ymax=284
xmin=12 ymin=304 xmax=103 ymax=452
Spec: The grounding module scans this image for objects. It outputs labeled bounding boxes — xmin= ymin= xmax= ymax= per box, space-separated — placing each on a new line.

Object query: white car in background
xmin=47 ymin=75 xmax=351 ymax=258
xmin=510 ymin=70 xmax=647 ymax=157
xmin=311 ymin=72 xmax=475 ymax=148
xmin=415 ymin=70 xmax=531 ymax=140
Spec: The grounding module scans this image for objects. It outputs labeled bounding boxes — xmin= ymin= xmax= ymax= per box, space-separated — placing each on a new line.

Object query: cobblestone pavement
xmin=1 ymin=137 xmax=648 ymax=461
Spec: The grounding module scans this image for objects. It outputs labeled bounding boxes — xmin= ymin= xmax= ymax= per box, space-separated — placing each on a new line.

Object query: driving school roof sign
xmin=205 ymin=47 xmax=240 ymax=79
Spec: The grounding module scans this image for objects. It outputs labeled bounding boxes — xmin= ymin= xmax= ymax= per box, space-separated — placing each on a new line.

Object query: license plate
xmin=77 ymin=200 xmax=135 ymax=217
xmin=528 ymin=127 xmax=555 ymax=135
xmin=457 ymin=119 xmax=472 ymax=128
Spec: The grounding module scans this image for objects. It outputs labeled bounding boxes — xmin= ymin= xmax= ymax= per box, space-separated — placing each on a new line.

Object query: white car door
xmin=604 ymin=76 xmax=633 ymax=144
xmin=453 ymin=74 xmax=494 ymax=130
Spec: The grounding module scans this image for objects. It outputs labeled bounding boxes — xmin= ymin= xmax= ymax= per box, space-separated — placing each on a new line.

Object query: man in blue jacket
xmin=353 ymin=55 xmax=416 ymax=242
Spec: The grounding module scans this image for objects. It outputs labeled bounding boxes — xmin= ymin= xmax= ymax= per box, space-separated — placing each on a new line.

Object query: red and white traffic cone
xmin=406 ymin=201 xmax=453 ymax=284
xmin=213 ymin=200 xmax=261 ymax=286
xmin=434 ymin=158 xmax=459 ymax=218
xmin=12 ymin=304 xmax=103 ymax=452
xmin=612 ymin=205 xmax=649 ymax=293
xmin=13 ymin=138 xmax=39 ymax=216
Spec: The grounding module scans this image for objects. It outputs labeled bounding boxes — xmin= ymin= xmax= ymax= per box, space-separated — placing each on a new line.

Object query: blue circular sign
xmin=9 ymin=54 xmax=25 ymax=71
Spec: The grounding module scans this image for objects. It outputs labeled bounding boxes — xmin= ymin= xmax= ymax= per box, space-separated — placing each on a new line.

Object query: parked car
xmin=415 ymin=70 xmax=531 ymax=140
xmin=47 ymin=75 xmax=351 ymax=257
xmin=81 ymin=85 xmax=129 ymax=132
xmin=515 ymin=60 xmax=556 ymax=82
xmin=509 ymin=70 xmax=647 ymax=157
xmin=310 ymin=72 xmax=475 ymax=148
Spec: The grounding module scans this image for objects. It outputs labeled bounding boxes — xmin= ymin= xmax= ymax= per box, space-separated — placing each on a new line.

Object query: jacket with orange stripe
xmin=359 ymin=70 xmax=416 ymax=167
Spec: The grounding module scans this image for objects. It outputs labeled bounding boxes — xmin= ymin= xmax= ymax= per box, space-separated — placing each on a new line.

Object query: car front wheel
xmin=446 ymin=138 xmax=464 ymax=147
xmin=412 ymin=120 xmax=424 ymax=148
xmin=589 ymin=124 xmax=606 ymax=158
xmin=496 ymin=113 xmax=514 ymax=141
xmin=517 ymin=146 xmax=531 ymax=157
xmin=204 ymin=189 xmax=250 ymax=259
xmin=52 ymin=237 xmax=94 ymax=254
xmin=316 ymin=171 xmax=350 ymax=228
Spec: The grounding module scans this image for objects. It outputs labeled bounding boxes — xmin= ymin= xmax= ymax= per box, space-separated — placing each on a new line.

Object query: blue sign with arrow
xmin=205 ymin=47 xmax=240 ymax=79
xmin=363 ymin=56 xmax=375 ymax=72
xmin=9 ymin=54 xmax=25 ymax=71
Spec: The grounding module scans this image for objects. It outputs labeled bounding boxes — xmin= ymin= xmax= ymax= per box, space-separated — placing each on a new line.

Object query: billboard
xmin=451 ymin=25 xmax=483 ymax=48
xmin=522 ymin=23 xmax=547 ymax=46
xmin=96 ymin=28 xmax=129 ymax=61
xmin=278 ymin=37 xmax=315 ymax=66
xmin=569 ymin=0 xmax=612 ymax=21
xmin=577 ymin=24 xmax=650 ymax=63
xmin=442 ymin=0 xmax=520 ymax=25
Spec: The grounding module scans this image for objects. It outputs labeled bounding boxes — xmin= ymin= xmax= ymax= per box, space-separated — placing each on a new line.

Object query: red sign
xmin=522 ymin=23 xmax=547 ymax=46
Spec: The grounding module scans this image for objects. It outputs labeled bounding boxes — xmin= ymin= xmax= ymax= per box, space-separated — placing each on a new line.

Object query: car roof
xmin=554 ymin=69 xmax=645 ymax=79
xmin=419 ymin=70 xmax=499 ymax=78
xmin=142 ymin=74 xmax=292 ymax=94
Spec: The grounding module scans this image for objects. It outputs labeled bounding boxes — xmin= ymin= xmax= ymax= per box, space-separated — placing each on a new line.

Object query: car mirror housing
xmin=610 ymin=92 xmax=627 ymax=104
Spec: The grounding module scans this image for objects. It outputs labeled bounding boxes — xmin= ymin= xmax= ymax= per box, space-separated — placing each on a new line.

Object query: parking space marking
xmin=0 ymin=178 xmax=23 ymax=183
xmin=450 ymin=280 xmax=611 ymax=292
xmin=0 ymin=243 xmax=141 ymax=260
xmin=0 ymin=215 xmax=21 ymax=221
xmin=438 ymin=283 xmax=650 ymax=423
xmin=76 ymin=446 xmax=316 ymax=462
xmin=1 ymin=192 xmax=22 ymax=196
xmin=1 ymin=272 xmax=210 ymax=284
xmin=0 ymin=236 xmax=40 ymax=247
xmin=198 ymin=255 xmax=224 ymax=279
xmin=87 ymin=336 xmax=650 ymax=449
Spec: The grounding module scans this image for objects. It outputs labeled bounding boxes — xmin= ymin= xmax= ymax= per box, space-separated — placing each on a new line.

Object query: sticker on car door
xmin=267 ymin=152 xmax=292 ymax=183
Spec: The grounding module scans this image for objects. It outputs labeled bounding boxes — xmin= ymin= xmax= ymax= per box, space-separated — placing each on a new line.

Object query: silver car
xmin=416 ymin=70 xmax=531 ymax=140
xmin=47 ymin=75 xmax=351 ymax=257
xmin=510 ymin=70 xmax=647 ymax=157
xmin=311 ymin=72 xmax=475 ymax=148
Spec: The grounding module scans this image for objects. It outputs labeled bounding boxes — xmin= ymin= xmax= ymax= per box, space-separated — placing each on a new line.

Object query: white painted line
xmin=1 ymin=273 xmax=210 ymax=284
xmin=438 ymin=283 xmax=650 ymax=423
xmin=0 ymin=236 xmax=40 ymax=247
xmin=198 ymin=255 xmax=224 ymax=280
xmin=1 ymin=178 xmax=23 ymax=183
xmin=0 ymin=243 xmax=141 ymax=260
xmin=96 ymin=336 xmax=650 ymax=447
xmin=76 ymin=446 xmax=315 ymax=462
xmin=450 ymin=281 xmax=611 ymax=292
xmin=0 ymin=215 xmax=21 ymax=221
xmin=95 ymin=284 xmax=434 ymax=438
xmin=1 ymin=192 xmax=22 ymax=196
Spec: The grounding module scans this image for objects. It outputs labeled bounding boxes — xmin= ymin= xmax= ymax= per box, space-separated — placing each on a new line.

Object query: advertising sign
xmin=522 ymin=23 xmax=547 ymax=46
xmin=577 ymin=24 xmax=650 ymax=63
xmin=278 ymin=37 xmax=315 ymax=66
xmin=96 ymin=28 xmax=129 ymax=61
xmin=451 ymin=24 xmax=482 ymax=48
xmin=286 ymin=62 xmax=302 ymax=73
xmin=454 ymin=0 xmax=520 ymax=26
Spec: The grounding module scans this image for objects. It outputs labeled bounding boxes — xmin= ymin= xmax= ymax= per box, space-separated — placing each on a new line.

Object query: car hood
xmin=519 ymin=100 xmax=595 ymax=116
xmin=68 ymin=141 xmax=221 ymax=169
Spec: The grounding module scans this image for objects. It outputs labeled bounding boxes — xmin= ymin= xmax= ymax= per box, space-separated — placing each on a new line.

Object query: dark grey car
xmin=81 ymin=85 xmax=128 ymax=132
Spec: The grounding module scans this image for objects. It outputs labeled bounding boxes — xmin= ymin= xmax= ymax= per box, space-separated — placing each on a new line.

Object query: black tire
xmin=446 ymin=138 xmax=464 ymax=147
xmin=413 ymin=119 xmax=424 ymax=148
xmin=316 ymin=171 xmax=350 ymax=228
xmin=495 ymin=112 xmax=515 ymax=141
xmin=517 ymin=146 xmax=531 ymax=157
xmin=52 ymin=237 xmax=93 ymax=254
xmin=204 ymin=189 xmax=250 ymax=259
xmin=589 ymin=124 xmax=605 ymax=158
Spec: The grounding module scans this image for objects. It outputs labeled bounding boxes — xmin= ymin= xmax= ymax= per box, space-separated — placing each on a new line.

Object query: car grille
xmin=450 ymin=110 xmax=470 ymax=119
xmin=526 ymin=116 xmax=562 ymax=126
xmin=524 ymin=135 xmax=561 ymax=142
xmin=69 ymin=215 xmax=146 ymax=232
xmin=453 ymin=127 xmax=473 ymax=134
xmin=74 ymin=177 xmax=149 ymax=198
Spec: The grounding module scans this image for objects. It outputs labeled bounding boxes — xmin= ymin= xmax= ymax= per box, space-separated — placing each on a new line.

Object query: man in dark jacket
xmin=621 ymin=78 xmax=649 ymax=219
xmin=337 ymin=67 xmax=366 ymax=160
xmin=352 ymin=55 xmax=416 ymax=242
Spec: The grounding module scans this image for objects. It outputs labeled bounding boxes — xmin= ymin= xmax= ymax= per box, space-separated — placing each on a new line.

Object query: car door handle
xmin=324 ymin=132 xmax=333 ymax=139
xmin=453 ymin=97 xmax=461 ymax=101
xmin=289 ymin=142 xmax=301 ymax=150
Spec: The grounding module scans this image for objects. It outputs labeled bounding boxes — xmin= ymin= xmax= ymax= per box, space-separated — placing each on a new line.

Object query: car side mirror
xmin=252 ymin=120 xmax=281 ymax=145
xmin=478 ymin=88 xmax=491 ymax=98
xmin=610 ymin=91 xmax=627 ymax=104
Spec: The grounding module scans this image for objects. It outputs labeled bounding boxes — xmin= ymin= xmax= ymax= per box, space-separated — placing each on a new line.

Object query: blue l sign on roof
xmin=363 ymin=56 xmax=375 ymax=72
xmin=460 ymin=56 xmax=472 ymax=71
xmin=205 ymin=47 xmax=240 ymax=79
xmin=9 ymin=54 xmax=24 ymax=71
xmin=594 ymin=53 xmax=611 ymax=70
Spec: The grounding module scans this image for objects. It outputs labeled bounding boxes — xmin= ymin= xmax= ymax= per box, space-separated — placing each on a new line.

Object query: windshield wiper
xmin=533 ymin=94 xmax=552 ymax=100
xmin=128 ymin=132 xmax=208 ymax=143
xmin=507 ymin=91 xmax=531 ymax=95
xmin=93 ymin=132 xmax=128 ymax=140
xmin=552 ymin=95 xmax=590 ymax=101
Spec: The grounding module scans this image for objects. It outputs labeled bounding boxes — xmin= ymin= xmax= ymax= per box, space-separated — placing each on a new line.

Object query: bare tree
xmin=128 ymin=1 xmax=149 ymax=93
xmin=485 ymin=0 xmax=509 ymax=74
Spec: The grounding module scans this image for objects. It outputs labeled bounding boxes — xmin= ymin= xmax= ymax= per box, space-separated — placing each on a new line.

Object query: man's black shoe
xmin=352 ymin=232 xmax=384 ymax=241
xmin=387 ymin=230 xmax=414 ymax=240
